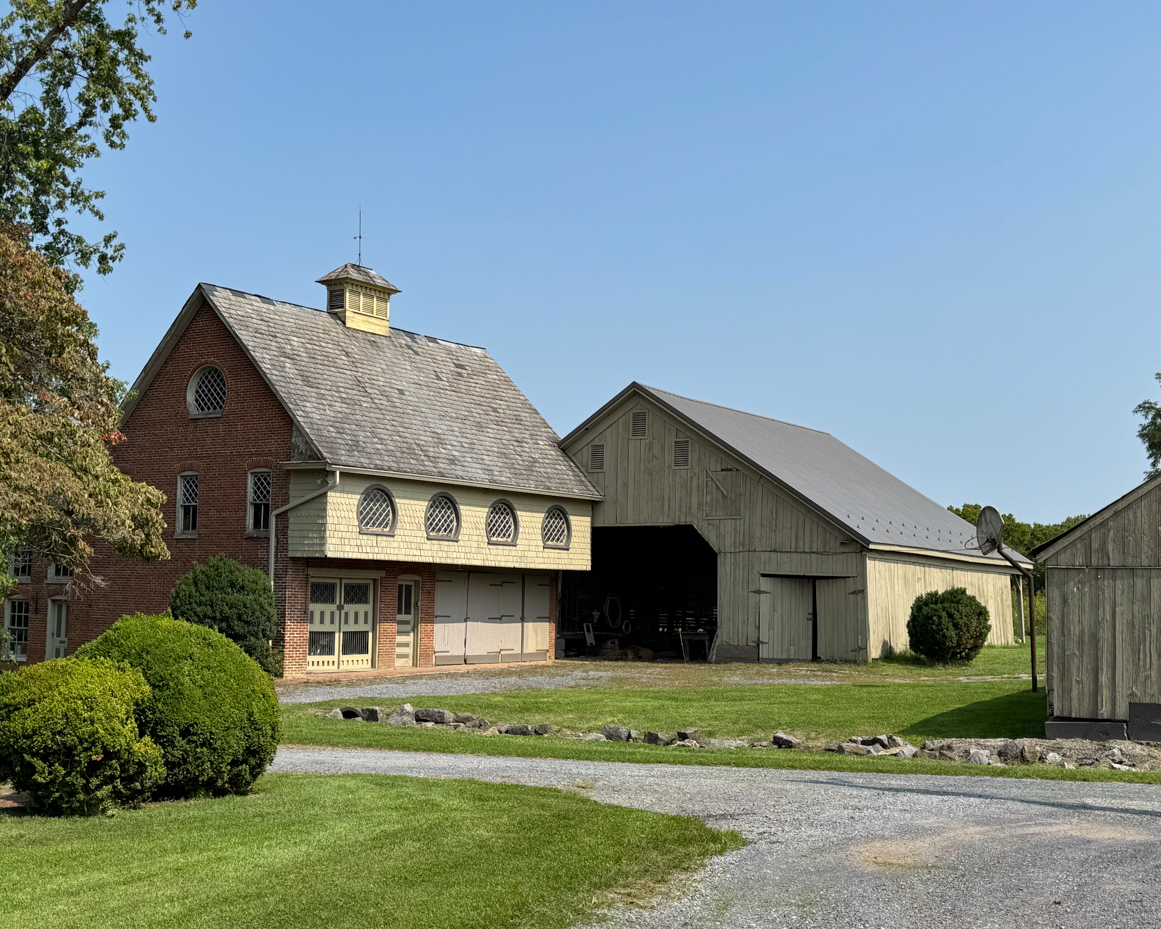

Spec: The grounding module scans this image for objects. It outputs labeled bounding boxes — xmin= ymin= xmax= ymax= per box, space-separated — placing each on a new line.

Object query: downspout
xmin=268 ymin=469 xmax=340 ymax=586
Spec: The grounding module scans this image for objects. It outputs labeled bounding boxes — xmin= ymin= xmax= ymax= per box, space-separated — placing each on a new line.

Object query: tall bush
xmin=0 ymin=657 xmax=164 ymax=815
xmin=906 ymin=588 xmax=991 ymax=663
xmin=77 ymin=614 xmax=280 ymax=799
xmin=169 ymin=555 xmax=279 ymax=673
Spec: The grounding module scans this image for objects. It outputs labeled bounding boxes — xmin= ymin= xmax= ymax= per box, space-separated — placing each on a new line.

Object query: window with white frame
xmin=47 ymin=563 xmax=74 ymax=582
xmin=9 ymin=547 xmax=31 ymax=581
xmin=357 ymin=486 xmax=395 ymax=534
xmin=178 ymin=473 xmax=199 ymax=535
xmin=424 ymin=494 xmax=460 ymax=540
xmin=248 ymin=470 xmax=271 ymax=533
xmin=485 ymin=501 xmax=517 ymax=544
xmin=542 ymin=506 xmax=571 ymax=549
xmin=187 ymin=366 xmax=227 ymax=416
xmin=4 ymin=598 xmax=29 ymax=660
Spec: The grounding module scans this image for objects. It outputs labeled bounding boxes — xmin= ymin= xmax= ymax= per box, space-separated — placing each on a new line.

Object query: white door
xmin=758 ymin=576 xmax=814 ymax=661
xmin=47 ymin=599 xmax=68 ymax=659
xmin=338 ymin=580 xmax=374 ymax=671
xmin=308 ymin=580 xmax=339 ymax=671
xmin=395 ymin=580 xmax=417 ymax=668
xmin=434 ymin=572 xmax=468 ymax=665
xmin=523 ymin=575 xmax=552 ymax=660
xmin=496 ymin=576 xmax=522 ymax=661
xmin=466 ymin=574 xmax=503 ymax=664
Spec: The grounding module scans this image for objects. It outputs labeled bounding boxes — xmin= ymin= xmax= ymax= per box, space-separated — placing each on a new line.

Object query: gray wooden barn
xmin=559 ymin=383 xmax=1022 ymax=662
xmin=1033 ymin=479 xmax=1161 ymax=740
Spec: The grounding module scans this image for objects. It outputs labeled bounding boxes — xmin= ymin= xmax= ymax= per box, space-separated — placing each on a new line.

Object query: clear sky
xmin=75 ymin=2 xmax=1161 ymax=524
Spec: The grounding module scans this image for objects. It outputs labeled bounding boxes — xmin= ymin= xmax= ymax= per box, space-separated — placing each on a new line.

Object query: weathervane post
xmin=354 ymin=206 xmax=362 ymax=266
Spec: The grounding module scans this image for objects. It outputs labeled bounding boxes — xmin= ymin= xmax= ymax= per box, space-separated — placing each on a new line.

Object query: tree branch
xmin=0 ymin=0 xmax=93 ymax=104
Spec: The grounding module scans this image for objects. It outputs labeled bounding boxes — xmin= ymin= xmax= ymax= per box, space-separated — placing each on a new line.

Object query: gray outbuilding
xmin=559 ymin=383 xmax=1023 ymax=662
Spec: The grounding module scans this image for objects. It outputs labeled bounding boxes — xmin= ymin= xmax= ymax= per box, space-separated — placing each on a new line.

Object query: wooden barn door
xmin=759 ymin=576 xmax=814 ymax=661
xmin=434 ymin=572 xmax=468 ymax=665
xmin=522 ymin=575 xmax=552 ymax=661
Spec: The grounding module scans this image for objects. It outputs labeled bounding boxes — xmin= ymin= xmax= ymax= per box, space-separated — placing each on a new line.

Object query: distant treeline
xmin=947 ymin=504 xmax=1087 ymax=559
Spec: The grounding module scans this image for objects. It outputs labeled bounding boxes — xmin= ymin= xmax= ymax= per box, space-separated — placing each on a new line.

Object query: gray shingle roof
xmin=316 ymin=264 xmax=400 ymax=293
xmin=635 ymin=384 xmax=1022 ymax=562
xmin=202 ymin=285 xmax=598 ymax=498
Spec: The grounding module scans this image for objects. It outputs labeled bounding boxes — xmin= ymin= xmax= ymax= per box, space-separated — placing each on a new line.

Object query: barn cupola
xmin=317 ymin=264 xmax=401 ymax=336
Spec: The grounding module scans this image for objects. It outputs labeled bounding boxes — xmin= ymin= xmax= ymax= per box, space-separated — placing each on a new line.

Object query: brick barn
xmin=3 ymin=265 xmax=599 ymax=675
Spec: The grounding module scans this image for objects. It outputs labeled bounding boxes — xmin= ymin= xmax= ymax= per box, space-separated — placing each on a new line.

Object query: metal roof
xmin=577 ymin=383 xmax=1024 ymax=563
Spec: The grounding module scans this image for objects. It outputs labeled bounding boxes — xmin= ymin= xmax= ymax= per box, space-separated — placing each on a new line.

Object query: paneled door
xmin=522 ymin=575 xmax=552 ymax=661
xmin=338 ymin=580 xmax=374 ymax=670
xmin=308 ymin=580 xmax=339 ymax=671
xmin=47 ymin=599 xmax=68 ymax=659
xmin=466 ymin=574 xmax=503 ymax=664
xmin=396 ymin=580 xmax=417 ymax=668
xmin=758 ymin=576 xmax=814 ymax=661
xmin=434 ymin=572 xmax=468 ymax=665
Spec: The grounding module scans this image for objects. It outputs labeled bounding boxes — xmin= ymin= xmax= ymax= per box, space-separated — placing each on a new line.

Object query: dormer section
xmin=317 ymin=263 xmax=401 ymax=336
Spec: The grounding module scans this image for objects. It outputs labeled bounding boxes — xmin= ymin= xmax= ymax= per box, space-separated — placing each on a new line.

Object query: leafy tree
xmin=0 ymin=0 xmax=197 ymax=277
xmin=1133 ymin=373 xmax=1161 ymax=480
xmin=0 ymin=225 xmax=167 ymax=596
xmin=947 ymin=503 xmax=1087 ymax=559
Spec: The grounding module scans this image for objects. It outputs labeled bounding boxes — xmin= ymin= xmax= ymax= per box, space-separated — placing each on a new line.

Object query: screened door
xmin=308 ymin=580 xmax=339 ymax=671
xmin=758 ymin=576 xmax=814 ymax=661
xmin=338 ymin=581 xmax=374 ymax=670
xmin=434 ymin=572 xmax=468 ymax=665
xmin=396 ymin=580 xmax=417 ymax=668
xmin=47 ymin=600 xmax=68 ymax=659
xmin=308 ymin=579 xmax=376 ymax=672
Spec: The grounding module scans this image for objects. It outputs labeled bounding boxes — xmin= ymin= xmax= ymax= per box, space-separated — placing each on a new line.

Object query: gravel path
xmin=272 ymin=747 xmax=1161 ymax=929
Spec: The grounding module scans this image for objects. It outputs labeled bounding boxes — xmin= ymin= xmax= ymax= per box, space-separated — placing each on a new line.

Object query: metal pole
xmin=1016 ymin=576 xmax=1025 ymax=642
xmin=998 ymin=547 xmax=1037 ymax=692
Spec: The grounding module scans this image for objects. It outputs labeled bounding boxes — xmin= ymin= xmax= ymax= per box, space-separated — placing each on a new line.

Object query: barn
xmin=1032 ymin=479 xmax=1161 ymax=741
xmin=558 ymin=383 xmax=1022 ymax=662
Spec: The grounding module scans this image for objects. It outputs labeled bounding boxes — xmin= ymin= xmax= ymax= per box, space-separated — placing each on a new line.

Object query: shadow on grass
xmin=901 ymin=688 xmax=1048 ymax=741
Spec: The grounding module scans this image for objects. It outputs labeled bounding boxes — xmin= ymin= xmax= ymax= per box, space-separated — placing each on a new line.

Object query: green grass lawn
xmin=0 ymin=773 xmax=740 ymax=929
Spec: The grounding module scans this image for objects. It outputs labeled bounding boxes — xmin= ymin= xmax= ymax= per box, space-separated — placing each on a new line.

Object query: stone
xmin=1020 ymin=745 xmax=1042 ymax=765
xmin=384 ymin=704 xmax=416 ymax=726
xmin=1062 ymin=762 xmax=1076 ymax=770
xmin=644 ymin=731 xmax=672 ymax=745
xmin=466 ymin=718 xmax=489 ymax=730
xmin=453 ymin=713 xmax=477 ymax=724
xmin=997 ymin=740 xmax=1022 ymax=761
xmin=703 ymin=738 xmax=748 ymax=749
xmin=886 ymin=735 xmax=910 ymax=749
xmin=421 ymin=721 xmax=436 ymax=728
xmin=835 ymin=742 xmax=871 ymax=756
xmin=339 ymin=706 xmax=363 ymax=720
xmin=481 ymin=727 xmax=499 ymax=736
xmin=867 ymin=744 xmax=883 ymax=755
xmin=671 ymin=739 xmax=700 ymax=748
xmin=628 ymin=729 xmax=643 ymax=742
xmin=325 ymin=708 xmax=344 ymax=719
xmin=533 ymin=723 xmax=551 ymax=736
xmin=896 ymin=745 xmax=918 ymax=760
xmin=967 ymin=749 xmax=991 ymax=765
xmin=676 ymin=727 xmax=701 ymax=742
xmin=414 ymin=708 xmax=455 ymax=725
xmin=580 ymin=732 xmax=607 ymax=741
xmin=1111 ymin=762 xmax=1132 ymax=771
xmin=771 ymin=731 xmax=801 ymax=749
xmin=1045 ymin=751 xmax=1063 ymax=765
xmin=360 ymin=707 xmax=385 ymax=723
xmin=1107 ymin=747 xmax=1125 ymax=765
xmin=505 ymin=724 xmax=534 ymax=736
xmin=602 ymin=724 xmax=632 ymax=742
xmin=824 ymin=741 xmax=844 ymax=753
xmin=922 ymin=739 xmax=949 ymax=751
xmin=446 ymin=722 xmax=466 ymax=730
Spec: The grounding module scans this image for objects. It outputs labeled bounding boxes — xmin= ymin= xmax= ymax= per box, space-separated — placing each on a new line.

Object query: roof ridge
xmin=640 ymin=384 xmax=832 ymax=436
xmin=201 ymin=283 xmax=489 ymax=352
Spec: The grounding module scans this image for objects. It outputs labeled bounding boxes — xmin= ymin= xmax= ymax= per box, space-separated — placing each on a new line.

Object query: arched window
xmin=542 ymin=506 xmax=571 ymax=549
xmin=424 ymin=494 xmax=460 ymax=540
xmin=187 ymin=366 xmax=227 ymax=416
xmin=485 ymin=500 xmax=517 ymax=544
xmin=357 ymin=486 xmax=395 ymax=534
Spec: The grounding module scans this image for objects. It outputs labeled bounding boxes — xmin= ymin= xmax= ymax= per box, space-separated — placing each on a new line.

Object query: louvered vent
xmin=328 ymin=288 xmax=345 ymax=310
xmin=589 ymin=443 xmax=605 ymax=471
xmin=673 ymin=439 xmax=690 ymax=469
xmin=631 ymin=410 xmax=648 ymax=438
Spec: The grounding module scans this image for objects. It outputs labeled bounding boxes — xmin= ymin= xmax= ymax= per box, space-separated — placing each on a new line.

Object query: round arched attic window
xmin=425 ymin=494 xmax=460 ymax=540
xmin=187 ymin=366 xmax=226 ymax=416
xmin=485 ymin=501 xmax=517 ymax=544
xmin=542 ymin=506 xmax=571 ymax=549
xmin=357 ymin=486 xmax=395 ymax=534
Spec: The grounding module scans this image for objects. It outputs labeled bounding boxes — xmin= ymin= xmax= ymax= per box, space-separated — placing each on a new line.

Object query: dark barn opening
xmin=561 ymin=525 xmax=718 ymax=660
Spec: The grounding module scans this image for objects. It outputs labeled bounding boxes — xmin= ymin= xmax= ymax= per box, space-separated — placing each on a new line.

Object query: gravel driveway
xmin=272 ymin=747 xmax=1161 ymax=929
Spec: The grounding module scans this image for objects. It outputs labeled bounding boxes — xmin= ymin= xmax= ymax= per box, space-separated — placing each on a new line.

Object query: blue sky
xmin=76 ymin=3 xmax=1161 ymax=523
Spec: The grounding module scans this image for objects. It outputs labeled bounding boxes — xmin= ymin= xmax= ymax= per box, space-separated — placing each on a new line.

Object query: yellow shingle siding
xmin=286 ymin=471 xmax=591 ymax=570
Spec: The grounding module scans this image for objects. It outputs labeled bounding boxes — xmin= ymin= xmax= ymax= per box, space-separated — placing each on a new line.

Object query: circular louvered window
xmin=425 ymin=494 xmax=460 ymax=539
xmin=357 ymin=487 xmax=395 ymax=533
xmin=542 ymin=506 xmax=570 ymax=549
xmin=485 ymin=501 xmax=517 ymax=544
xmin=187 ymin=366 xmax=227 ymax=415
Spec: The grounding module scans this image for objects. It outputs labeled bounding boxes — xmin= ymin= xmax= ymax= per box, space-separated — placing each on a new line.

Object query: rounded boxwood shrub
xmin=76 ymin=614 xmax=280 ymax=798
xmin=906 ymin=587 xmax=991 ymax=663
xmin=0 ymin=657 xmax=164 ymax=815
xmin=169 ymin=554 xmax=279 ymax=674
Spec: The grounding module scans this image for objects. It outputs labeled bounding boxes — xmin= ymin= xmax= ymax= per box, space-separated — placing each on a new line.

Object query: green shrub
xmin=77 ymin=615 xmax=280 ymax=798
xmin=0 ymin=658 xmax=164 ymax=815
xmin=169 ymin=555 xmax=279 ymax=672
xmin=906 ymin=588 xmax=991 ymax=663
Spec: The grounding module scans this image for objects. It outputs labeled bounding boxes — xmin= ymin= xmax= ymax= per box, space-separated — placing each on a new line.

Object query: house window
xmin=542 ymin=506 xmax=571 ymax=549
xmin=589 ymin=444 xmax=605 ymax=472
xmin=673 ymin=439 xmax=691 ymax=469
xmin=485 ymin=501 xmax=517 ymax=544
xmin=424 ymin=494 xmax=460 ymax=540
xmin=248 ymin=470 xmax=271 ymax=533
xmin=9 ymin=548 xmax=31 ymax=581
xmin=3 ymin=598 xmax=29 ymax=660
xmin=187 ymin=366 xmax=227 ymax=416
xmin=631 ymin=410 xmax=648 ymax=438
xmin=178 ymin=473 xmax=199 ymax=536
xmin=357 ymin=486 xmax=395 ymax=534
xmin=47 ymin=563 xmax=74 ymax=583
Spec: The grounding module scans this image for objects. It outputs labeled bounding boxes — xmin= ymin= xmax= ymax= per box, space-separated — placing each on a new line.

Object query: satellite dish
xmin=976 ymin=506 xmax=1004 ymax=555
